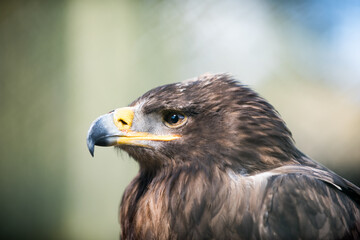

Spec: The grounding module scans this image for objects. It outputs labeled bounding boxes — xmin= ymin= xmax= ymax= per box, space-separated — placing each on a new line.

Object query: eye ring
xmin=163 ymin=111 xmax=187 ymax=128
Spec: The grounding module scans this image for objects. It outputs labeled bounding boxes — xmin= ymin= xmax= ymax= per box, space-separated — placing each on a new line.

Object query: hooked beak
xmin=86 ymin=107 xmax=180 ymax=156
xmin=86 ymin=111 xmax=123 ymax=157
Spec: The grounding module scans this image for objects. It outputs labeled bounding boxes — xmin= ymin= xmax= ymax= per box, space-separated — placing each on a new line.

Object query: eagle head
xmin=87 ymin=73 xmax=300 ymax=173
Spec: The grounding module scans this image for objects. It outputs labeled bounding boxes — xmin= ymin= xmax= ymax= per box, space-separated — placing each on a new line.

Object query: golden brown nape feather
xmin=87 ymin=73 xmax=360 ymax=240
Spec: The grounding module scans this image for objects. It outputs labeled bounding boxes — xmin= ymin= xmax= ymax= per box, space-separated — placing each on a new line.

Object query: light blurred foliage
xmin=0 ymin=0 xmax=359 ymax=239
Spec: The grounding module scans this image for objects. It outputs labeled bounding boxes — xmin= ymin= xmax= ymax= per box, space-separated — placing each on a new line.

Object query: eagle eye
xmin=163 ymin=111 xmax=187 ymax=128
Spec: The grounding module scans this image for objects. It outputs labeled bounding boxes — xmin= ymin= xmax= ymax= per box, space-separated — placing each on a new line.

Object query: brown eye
xmin=163 ymin=111 xmax=187 ymax=128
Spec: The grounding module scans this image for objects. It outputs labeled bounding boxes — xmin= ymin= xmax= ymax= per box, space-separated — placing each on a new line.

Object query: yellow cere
xmin=113 ymin=107 xmax=134 ymax=131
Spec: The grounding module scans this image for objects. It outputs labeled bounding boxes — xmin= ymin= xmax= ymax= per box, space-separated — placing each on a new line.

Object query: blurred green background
xmin=0 ymin=0 xmax=359 ymax=239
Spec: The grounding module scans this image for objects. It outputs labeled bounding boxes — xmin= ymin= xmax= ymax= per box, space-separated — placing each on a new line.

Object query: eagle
xmin=87 ymin=73 xmax=360 ymax=240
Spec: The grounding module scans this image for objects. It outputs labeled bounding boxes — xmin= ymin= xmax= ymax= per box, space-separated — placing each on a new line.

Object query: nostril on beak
xmin=119 ymin=119 xmax=128 ymax=126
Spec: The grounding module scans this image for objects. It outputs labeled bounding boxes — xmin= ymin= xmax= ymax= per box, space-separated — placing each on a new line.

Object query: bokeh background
xmin=1 ymin=0 xmax=359 ymax=239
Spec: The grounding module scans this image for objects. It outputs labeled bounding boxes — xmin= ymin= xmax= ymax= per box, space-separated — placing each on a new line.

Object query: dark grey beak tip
xmin=87 ymin=138 xmax=95 ymax=157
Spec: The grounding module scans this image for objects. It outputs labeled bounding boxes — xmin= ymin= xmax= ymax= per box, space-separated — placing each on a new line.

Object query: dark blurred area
xmin=0 ymin=1 xmax=67 ymax=239
xmin=0 ymin=0 xmax=359 ymax=239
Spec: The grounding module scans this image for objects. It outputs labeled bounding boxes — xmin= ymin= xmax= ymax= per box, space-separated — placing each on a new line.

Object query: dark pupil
xmin=167 ymin=113 xmax=184 ymax=125
xmin=170 ymin=114 xmax=179 ymax=123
